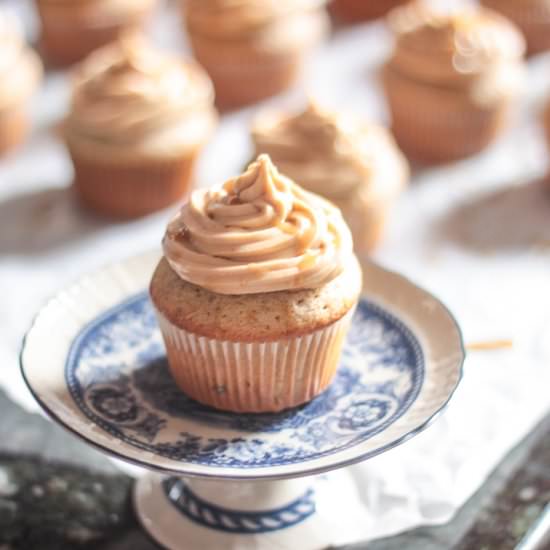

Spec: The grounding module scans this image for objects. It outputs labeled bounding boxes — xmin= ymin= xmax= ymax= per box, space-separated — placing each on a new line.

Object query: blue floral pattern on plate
xmin=65 ymin=292 xmax=424 ymax=469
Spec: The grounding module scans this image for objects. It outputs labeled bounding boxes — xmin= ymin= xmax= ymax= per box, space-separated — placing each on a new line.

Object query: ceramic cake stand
xmin=20 ymin=251 xmax=464 ymax=550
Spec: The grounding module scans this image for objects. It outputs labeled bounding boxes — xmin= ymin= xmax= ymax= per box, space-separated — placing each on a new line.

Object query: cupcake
xmin=382 ymin=2 xmax=526 ymax=164
xmin=481 ymin=0 xmax=550 ymax=56
xmin=0 ymin=11 xmax=42 ymax=156
xmin=150 ymin=155 xmax=362 ymax=413
xmin=183 ymin=0 xmax=329 ymax=108
xmin=329 ymin=0 xmax=408 ymax=24
xmin=251 ymin=102 xmax=408 ymax=254
xmin=35 ymin=0 xmax=157 ymax=66
xmin=65 ymin=35 xmax=217 ymax=219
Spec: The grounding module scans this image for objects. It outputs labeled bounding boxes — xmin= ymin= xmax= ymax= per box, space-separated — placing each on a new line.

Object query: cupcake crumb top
xmin=150 ymin=254 xmax=362 ymax=341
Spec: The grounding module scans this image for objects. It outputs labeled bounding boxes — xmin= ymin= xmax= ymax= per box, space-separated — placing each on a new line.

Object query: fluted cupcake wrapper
xmin=389 ymin=105 xmax=509 ymax=164
xmin=383 ymin=71 xmax=512 ymax=163
xmin=192 ymin=48 xmax=305 ymax=109
xmin=69 ymin=147 xmax=199 ymax=219
xmin=187 ymin=10 xmax=328 ymax=108
xmin=155 ymin=307 xmax=355 ymax=413
xmin=38 ymin=10 xmax=153 ymax=66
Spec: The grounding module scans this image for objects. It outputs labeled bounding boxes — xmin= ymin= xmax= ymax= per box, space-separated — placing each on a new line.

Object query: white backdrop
xmin=1 ymin=0 xmax=550 ymax=544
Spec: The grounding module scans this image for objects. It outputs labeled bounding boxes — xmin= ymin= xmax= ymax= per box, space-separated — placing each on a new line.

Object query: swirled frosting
xmin=163 ymin=155 xmax=354 ymax=295
xmin=66 ymin=35 xmax=216 ymax=157
xmin=252 ymin=103 xmax=408 ymax=253
xmin=252 ymin=102 xmax=407 ymax=201
xmin=387 ymin=2 xmax=525 ymax=104
xmin=0 ymin=11 xmax=42 ymax=109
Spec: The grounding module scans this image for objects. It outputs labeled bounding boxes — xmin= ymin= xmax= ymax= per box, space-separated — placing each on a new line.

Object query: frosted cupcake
xmin=329 ymin=0 xmax=408 ymax=24
xmin=252 ymin=103 xmax=408 ymax=254
xmin=65 ymin=36 xmax=217 ymax=219
xmin=150 ymin=155 xmax=362 ymax=413
xmin=183 ymin=0 xmax=329 ymax=108
xmin=35 ymin=0 xmax=157 ymax=66
xmin=0 ymin=11 xmax=42 ymax=156
xmin=482 ymin=0 xmax=550 ymax=56
xmin=382 ymin=2 xmax=525 ymax=163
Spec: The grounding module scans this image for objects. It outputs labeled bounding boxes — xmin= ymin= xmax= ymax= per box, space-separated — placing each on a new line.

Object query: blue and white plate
xmin=21 ymin=251 xmax=464 ymax=480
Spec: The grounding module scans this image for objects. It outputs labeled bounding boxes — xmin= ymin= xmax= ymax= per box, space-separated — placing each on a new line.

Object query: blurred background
xmin=0 ymin=0 xmax=550 ymax=548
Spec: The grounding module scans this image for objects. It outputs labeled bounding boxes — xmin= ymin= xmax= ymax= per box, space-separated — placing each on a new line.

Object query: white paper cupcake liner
xmin=154 ymin=307 xmax=355 ymax=413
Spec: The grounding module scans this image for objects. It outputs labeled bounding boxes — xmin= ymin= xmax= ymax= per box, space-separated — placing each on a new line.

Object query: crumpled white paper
xmin=1 ymin=0 xmax=550 ymax=545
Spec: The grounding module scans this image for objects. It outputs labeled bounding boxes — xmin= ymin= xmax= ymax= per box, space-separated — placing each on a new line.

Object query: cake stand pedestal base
xmin=134 ymin=474 xmax=339 ymax=550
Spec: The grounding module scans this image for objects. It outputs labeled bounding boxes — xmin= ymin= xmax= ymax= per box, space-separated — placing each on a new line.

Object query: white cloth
xmin=1 ymin=0 xmax=550 ymax=544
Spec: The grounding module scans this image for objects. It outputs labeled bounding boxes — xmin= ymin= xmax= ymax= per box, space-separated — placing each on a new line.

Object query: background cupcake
xmin=0 ymin=11 xmax=42 ymax=156
xmin=183 ymin=0 xmax=329 ymax=108
xmin=382 ymin=2 xmax=526 ymax=164
xmin=150 ymin=155 xmax=362 ymax=413
xmin=35 ymin=0 xmax=157 ymax=66
xmin=252 ymin=102 xmax=408 ymax=254
xmin=65 ymin=35 xmax=217 ymax=219
xmin=481 ymin=0 xmax=550 ymax=56
xmin=329 ymin=0 xmax=408 ymax=24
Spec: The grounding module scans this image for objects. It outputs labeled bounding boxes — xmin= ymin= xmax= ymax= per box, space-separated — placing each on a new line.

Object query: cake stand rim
xmin=19 ymin=251 xmax=465 ymax=481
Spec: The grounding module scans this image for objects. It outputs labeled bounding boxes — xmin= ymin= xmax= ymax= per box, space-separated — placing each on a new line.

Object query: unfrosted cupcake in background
xmin=35 ymin=0 xmax=157 ymax=66
xmin=150 ymin=154 xmax=362 ymax=413
xmin=182 ymin=0 xmax=329 ymax=108
xmin=251 ymin=102 xmax=408 ymax=255
xmin=65 ymin=35 xmax=217 ymax=219
xmin=481 ymin=0 xmax=550 ymax=56
xmin=329 ymin=0 xmax=408 ymax=24
xmin=382 ymin=2 xmax=526 ymax=164
xmin=0 ymin=11 xmax=42 ymax=156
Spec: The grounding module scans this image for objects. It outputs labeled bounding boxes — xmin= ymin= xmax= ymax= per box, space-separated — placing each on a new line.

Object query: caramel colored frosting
xmin=252 ymin=102 xmax=407 ymax=202
xmin=387 ymin=2 xmax=525 ymax=104
xmin=0 ymin=11 xmax=42 ymax=110
xmin=65 ymin=35 xmax=216 ymax=157
xmin=251 ymin=103 xmax=408 ymax=253
xmin=163 ymin=155 xmax=354 ymax=295
xmin=184 ymin=0 xmax=328 ymax=53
